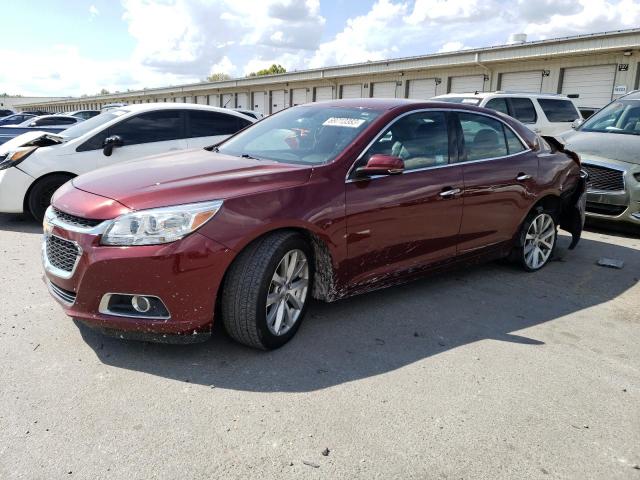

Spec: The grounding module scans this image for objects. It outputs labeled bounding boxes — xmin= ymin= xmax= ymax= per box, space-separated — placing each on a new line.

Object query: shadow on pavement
xmin=0 ymin=213 xmax=42 ymax=234
xmin=76 ymin=234 xmax=639 ymax=392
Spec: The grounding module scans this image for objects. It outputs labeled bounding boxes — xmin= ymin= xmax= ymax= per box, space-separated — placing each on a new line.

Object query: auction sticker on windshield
xmin=323 ymin=117 xmax=366 ymax=128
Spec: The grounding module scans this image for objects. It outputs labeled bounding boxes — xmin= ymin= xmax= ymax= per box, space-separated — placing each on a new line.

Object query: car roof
xmin=435 ymin=91 xmax=574 ymax=100
xmin=114 ymin=102 xmax=255 ymax=120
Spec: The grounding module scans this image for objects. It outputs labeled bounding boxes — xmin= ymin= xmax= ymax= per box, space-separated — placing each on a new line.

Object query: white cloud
xmin=437 ymin=41 xmax=467 ymax=53
xmin=89 ymin=4 xmax=100 ymax=19
xmin=209 ymin=56 xmax=236 ymax=76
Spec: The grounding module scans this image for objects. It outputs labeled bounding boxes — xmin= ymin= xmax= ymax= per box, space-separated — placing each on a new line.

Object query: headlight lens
xmin=0 ymin=146 xmax=37 ymax=170
xmin=101 ymin=200 xmax=223 ymax=246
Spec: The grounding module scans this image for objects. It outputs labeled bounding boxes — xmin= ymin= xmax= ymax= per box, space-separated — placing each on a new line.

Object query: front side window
xmin=485 ymin=98 xmax=509 ymax=115
xmin=457 ymin=113 xmax=520 ymax=161
xmin=360 ymin=111 xmax=449 ymax=171
xmin=187 ymin=110 xmax=250 ymax=138
xmin=580 ymin=99 xmax=640 ymax=135
xmin=508 ymin=98 xmax=537 ymax=123
xmin=217 ymin=106 xmax=381 ymax=165
xmin=538 ymin=99 xmax=580 ymax=122
xmin=109 ymin=110 xmax=183 ymax=145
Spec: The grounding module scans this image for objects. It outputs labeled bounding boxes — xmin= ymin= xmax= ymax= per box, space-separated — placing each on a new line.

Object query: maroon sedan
xmin=43 ymin=99 xmax=586 ymax=349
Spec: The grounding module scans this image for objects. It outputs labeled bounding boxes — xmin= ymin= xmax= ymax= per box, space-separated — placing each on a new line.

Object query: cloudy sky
xmin=2 ymin=0 xmax=639 ymax=97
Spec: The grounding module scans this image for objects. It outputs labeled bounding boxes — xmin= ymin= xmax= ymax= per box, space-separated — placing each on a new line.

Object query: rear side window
xmin=538 ymin=99 xmax=580 ymax=122
xmin=33 ymin=117 xmax=77 ymax=126
xmin=485 ymin=98 xmax=509 ymax=115
xmin=109 ymin=110 xmax=183 ymax=145
xmin=508 ymin=98 xmax=537 ymax=123
xmin=187 ymin=110 xmax=251 ymax=138
xmin=456 ymin=113 xmax=515 ymax=161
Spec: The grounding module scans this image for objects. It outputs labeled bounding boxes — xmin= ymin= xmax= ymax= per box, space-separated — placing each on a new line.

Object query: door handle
xmin=439 ymin=187 xmax=462 ymax=198
xmin=516 ymin=173 xmax=532 ymax=181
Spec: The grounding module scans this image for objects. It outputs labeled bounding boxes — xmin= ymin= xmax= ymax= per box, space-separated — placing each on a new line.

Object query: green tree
xmin=248 ymin=64 xmax=287 ymax=77
xmin=99 ymin=88 xmax=110 ymax=95
xmin=207 ymin=72 xmax=231 ymax=82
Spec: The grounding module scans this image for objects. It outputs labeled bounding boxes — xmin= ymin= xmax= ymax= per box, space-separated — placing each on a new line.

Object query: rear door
xmin=345 ymin=110 xmax=463 ymax=286
xmin=452 ymin=111 xmax=537 ymax=253
xmin=185 ymin=110 xmax=252 ymax=149
xmin=93 ymin=109 xmax=187 ymax=169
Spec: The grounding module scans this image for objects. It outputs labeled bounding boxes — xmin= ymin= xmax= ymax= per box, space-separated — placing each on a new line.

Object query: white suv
xmin=0 ymin=103 xmax=254 ymax=220
xmin=433 ymin=92 xmax=582 ymax=136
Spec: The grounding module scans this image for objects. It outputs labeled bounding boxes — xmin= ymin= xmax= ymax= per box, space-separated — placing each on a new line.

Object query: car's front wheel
xmin=27 ymin=174 xmax=73 ymax=221
xmin=515 ymin=209 xmax=557 ymax=272
xmin=221 ymin=231 xmax=313 ymax=350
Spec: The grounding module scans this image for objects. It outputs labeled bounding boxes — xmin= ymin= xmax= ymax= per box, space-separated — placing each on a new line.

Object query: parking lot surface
xmin=0 ymin=213 xmax=638 ymax=479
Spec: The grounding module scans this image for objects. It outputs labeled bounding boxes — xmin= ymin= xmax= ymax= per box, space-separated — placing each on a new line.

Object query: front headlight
xmin=0 ymin=146 xmax=37 ymax=170
xmin=101 ymin=200 xmax=223 ymax=246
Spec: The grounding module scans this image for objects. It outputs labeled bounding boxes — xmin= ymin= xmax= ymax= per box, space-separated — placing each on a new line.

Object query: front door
xmin=345 ymin=110 xmax=463 ymax=286
xmin=453 ymin=111 xmax=538 ymax=253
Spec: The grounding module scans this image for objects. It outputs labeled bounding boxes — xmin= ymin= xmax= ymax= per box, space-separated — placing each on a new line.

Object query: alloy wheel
xmin=524 ymin=213 xmax=555 ymax=270
xmin=265 ymin=249 xmax=309 ymax=336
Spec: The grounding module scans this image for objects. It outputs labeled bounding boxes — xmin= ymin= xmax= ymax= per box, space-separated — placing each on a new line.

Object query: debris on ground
xmin=322 ymin=448 xmax=330 ymax=456
xmin=303 ymin=460 xmax=320 ymax=468
xmin=597 ymin=258 xmax=624 ymax=269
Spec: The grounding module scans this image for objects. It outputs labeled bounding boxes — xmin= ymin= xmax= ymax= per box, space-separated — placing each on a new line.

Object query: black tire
xmin=512 ymin=207 xmax=558 ymax=272
xmin=27 ymin=174 xmax=72 ymax=221
xmin=221 ymin=231 xmax=314 ymax=350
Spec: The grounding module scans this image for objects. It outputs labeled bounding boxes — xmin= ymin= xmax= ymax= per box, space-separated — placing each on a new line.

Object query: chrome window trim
xmin=98 ymin=293 xmax=171 ymax=320
xmin=42 ymin=234 xmax=82 ymax=279
xmin=345 ymin=107 xmax=531 ymax=183
xmin=44 ymin=206 xmax=111 ymax=235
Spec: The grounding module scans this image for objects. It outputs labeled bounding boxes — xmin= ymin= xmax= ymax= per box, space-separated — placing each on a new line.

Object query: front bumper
xmin=583 ymin=160 xmax=640 ymax=226
xmin=0 ymin=167 xmax=33 ymax=213
xmin=42 ymin=215 xmax=236 ymax=342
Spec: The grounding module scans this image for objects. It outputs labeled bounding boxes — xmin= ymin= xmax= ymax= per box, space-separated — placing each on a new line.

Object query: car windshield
xmin=580 ymin=99 xmax=640 ymax=135
xmin=437 ymin=97 xmax=482 ymax=105
xmin=58 ymin=109 xmax=129 ymax=139
xmin=217 ymin=105 xmax=382 ymax=165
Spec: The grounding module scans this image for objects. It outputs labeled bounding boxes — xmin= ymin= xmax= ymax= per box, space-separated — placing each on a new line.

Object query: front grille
xmin=52 ymin=207 xmax=102 ymax=229
xmin=586 ymin=202 xmax=627 ymax=216
xmin=45 ymin=235 xmax=80 ymax=273
xmin=48 ymin=281 xmax=76 ymax=305
xmin=583 ymin=164 xmax=624 ymax=192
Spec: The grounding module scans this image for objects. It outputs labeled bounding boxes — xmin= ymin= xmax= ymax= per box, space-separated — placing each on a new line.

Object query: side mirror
xmin=103 ymin=135 xmax=123 ymax=156
xmin=571 ymin=118 xmax=584 ymax=130
xmin=356 ymin=154 xmax=404 ymax=177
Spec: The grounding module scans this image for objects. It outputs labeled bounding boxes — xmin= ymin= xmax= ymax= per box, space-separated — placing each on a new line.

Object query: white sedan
xmin=0 ymin=103 xmax=254 ymax=220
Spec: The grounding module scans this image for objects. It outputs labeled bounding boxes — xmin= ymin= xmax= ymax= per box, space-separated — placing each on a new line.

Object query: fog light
xmin=132 ymin=295 xmax=151 ymax=313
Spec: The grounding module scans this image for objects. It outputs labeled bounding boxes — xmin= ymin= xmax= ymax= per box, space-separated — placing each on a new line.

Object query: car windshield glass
xmin=58 ymin=110 xmax=128 ymax=139
xmin=580 ymin=99 xmax=640 ymax=135
xmin=437 ymin=97 xmax=481 ymax=105
xmin=217 ymin=106 xmax=382 ymax=165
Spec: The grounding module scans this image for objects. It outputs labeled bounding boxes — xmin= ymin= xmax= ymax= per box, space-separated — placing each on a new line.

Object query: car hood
xmin=0 ymin=130 xmax=64 ymax=155
xmin=563 ymin=130 xmax=640 ymax=166
xmin=72 ymin=148 xmax=313 ymax=211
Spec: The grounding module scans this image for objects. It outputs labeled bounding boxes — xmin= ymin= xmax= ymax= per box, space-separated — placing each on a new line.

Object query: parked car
xmin=0 ymin=113 xmax=36 ymax=126
xmin=0 ymin=115 xmax=82 ymax=145
xmin=67 ymin=110 xmax=101 ymax=120
xmin=433 ymin=92 xmax=582 ymax=136
xmin=232 ymin=108 xmax=264 ymax=120
xmin=560 ymin=91 xmax=640 ymax=227
xmin=101 ymin=103 xmax=127 ymax=110
xmin=22 ymin=110 xmax=52 ymax=115
xmin=0 ymin=103 xmax=254 ymax=220
xmin=0 ymin=109 xmax=15 ymax=118
xmin=42 ymin=99 xmax=586 ymax=349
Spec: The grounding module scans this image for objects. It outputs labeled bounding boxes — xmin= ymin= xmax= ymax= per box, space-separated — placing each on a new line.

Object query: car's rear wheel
xmin=515 ymin=209 xmax=557 ymax=272
xmin=27 ymin=174 xmax=72 ymax=221
xmin=221 ymin=231 xmax=313 ymax=350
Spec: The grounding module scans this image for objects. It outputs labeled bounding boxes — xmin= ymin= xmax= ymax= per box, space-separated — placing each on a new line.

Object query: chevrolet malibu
xmin=43 ymin=99 xmax=586 ymax=350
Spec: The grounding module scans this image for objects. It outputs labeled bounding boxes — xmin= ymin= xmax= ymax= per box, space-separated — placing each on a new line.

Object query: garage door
xmin=561 ymin=64 xmax=616 ymax=107
xmin=407 ymin=79 xmax=437 ymax=99
xmin=341 ymin=84 xmax=362 ymax=99
xmin=196 ymin=95 xmax=207 ymax=105
xmin=236 ymin=93 xmax=248 ymax=109
xmin=500 ymin=71 xmax=542 ymax=93
xmin=291 ymin=88 xmax=307 ymax=106
xmin=222 ymin=94 xmax=234 ymax=108
xmin=252 ymin=92 xmax=266 ymax=114
xmin=271 ymin=90 xmax=286 ymax=113
xmin=449 ymin=75 xmax=485 ymax=93
xmin=208 ymin=94 xmax=220 ymax=107
xmin=314 ymin=86 xmax=332 ymax=102
xmin=371 ymin=82 xmax=396 ymax=98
